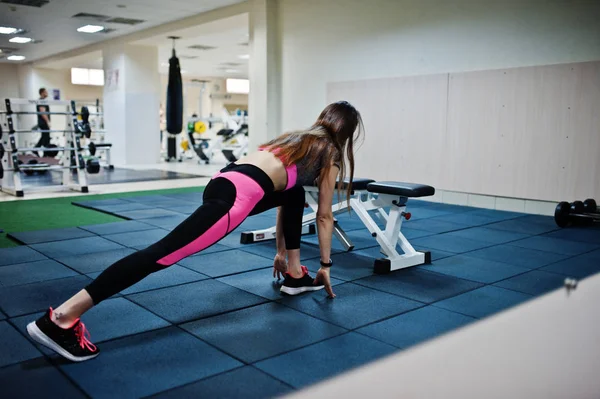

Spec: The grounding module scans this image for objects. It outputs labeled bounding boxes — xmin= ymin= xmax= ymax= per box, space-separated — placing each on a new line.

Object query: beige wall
xmin=277 ymin=0 xmax=600 ymax=130
xmin=0 ymin=63 xmax=20 ymax=98
xmin=328 ymin=61 xmax=600 ymax=202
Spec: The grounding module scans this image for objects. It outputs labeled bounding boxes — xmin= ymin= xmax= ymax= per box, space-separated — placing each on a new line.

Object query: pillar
xmin=248 ymin=0 xmax=280 ymax=151
xmin=103 ymin=44 xmax=161 ymax=165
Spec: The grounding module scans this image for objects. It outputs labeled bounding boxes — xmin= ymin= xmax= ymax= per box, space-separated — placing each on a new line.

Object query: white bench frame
xmin=240 ymin=183 xmax=431 ymax=273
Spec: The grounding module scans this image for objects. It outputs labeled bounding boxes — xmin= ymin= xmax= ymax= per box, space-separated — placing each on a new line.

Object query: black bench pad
xmin=367 ymin=181 xmax=435 ymax=197
xmin=307 ymin=177 xmax=374 ymax=190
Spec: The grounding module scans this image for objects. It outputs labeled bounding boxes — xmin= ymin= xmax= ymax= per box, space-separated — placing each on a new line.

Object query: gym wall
xmin=327 ymin=61 xmax=600 ymax=203
xmin=275 ymin=0 xmax=600 ymax=204
xmin=0 ymin=64 xmax=20 ymax=99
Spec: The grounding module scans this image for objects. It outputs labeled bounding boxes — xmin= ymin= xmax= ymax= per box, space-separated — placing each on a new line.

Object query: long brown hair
xmin=260 ymin=101 xmax=364 ymax=204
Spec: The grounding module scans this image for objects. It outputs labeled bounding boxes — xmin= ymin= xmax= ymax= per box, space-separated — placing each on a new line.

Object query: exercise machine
xmin=241 ymin=178 xmax=435 ymax=273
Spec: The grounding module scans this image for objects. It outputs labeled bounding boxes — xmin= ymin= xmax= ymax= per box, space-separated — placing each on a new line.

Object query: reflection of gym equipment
xmin=1 ymin=98 xmax=106 ymax=197
xmin=555 ymin=199 xmax=600 ymax=228
xmin=241 ymin=179 xmax=435 ymax=274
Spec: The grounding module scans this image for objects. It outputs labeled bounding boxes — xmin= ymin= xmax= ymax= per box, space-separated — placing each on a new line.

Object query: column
xmin=103 ymin=44 xmax=161 ymax=165
xmin=248 ymin=0 xmax=281 ymax=151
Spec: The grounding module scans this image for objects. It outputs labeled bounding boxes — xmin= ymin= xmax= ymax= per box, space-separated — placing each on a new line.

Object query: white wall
xmin=278 ymin=0 xmax=600 ymax=131
xmin=0 ymin=63 xmax=20 ymax=98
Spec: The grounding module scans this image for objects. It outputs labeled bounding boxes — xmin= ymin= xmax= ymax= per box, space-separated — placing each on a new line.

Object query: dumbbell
xmin=554 ymin=199 xmax=600 ymax=228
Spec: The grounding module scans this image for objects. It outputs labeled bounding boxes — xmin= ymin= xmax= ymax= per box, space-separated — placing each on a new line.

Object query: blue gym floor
xmin=1 ymin=193 xmax=600 ymax=398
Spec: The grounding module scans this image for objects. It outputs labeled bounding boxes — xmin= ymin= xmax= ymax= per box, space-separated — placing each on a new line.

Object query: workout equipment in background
xmin=555 ymin=199 xmax=600 ymax=228
xmin=0 ymin=98 xmax=107 ymax=197
xmin=187 ymin=109 xmax=249 ymax=164
xmin=242 ymin=178 xmax=435 ymax=274
xmin=164 ymin=36 xmax=184 ymax=163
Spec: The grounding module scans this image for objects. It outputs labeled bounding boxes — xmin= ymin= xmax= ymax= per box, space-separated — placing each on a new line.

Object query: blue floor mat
xmin=356 ymin=305 xmax=476 ymax=349
xmin=182 ymin=302 xmax=346 ymax=363
xmin=0 ymin=259 xmax=79 ymax=287
xmin=113 ymin=208 xmax=183 ymax=220
xmin=543 ymin=227 xmax=600 ymax=245
xmin=493 ymin=270 xmax=566 ymax=296
xmin=59 ymin=327 xmax=242 ymax=399
xmin=509 ymin=236 xmax=599 ymax=256
xmin=140 ymin=215 xmax=189 ymax=230
xmin=354 ymin=268 xmax=483 ymax=303
xmin=277 ymin=283 xmax=422 ymax=330
xmin=87 ymin=265 xmax=209 ymax=296
xmin=218 ymin=268 xmax=344 ymax=301
xmin=465 ymin=244 xmax=570 ymax=269
xmin=0 ymin=275 xmax=92 ymax=317
xmin=178 ymin=250 xmax=271 ymax=278
xmin=126 ymin=280 xmax=268 ymax=324
xmin=433 ymin=285 xmax=533 ymax=318
xmin=11 ymin=298 xmax=170 ymax=357
xmin=0 ymin=322 xmax=42 ymax=368
xmin=422 ymin=255 xmax=529 ymax=284
xmin=443 ymin=227 xmax=529 ymax=245
xmin=151 ymin=366 xmax=292 ymax=399
xmin=55 ymin=248 xmax=136 ymax=274
xmin=539 ymin=251 xmax=600 ymax=279
xmin=79 ymin=220 xmax=156 ymax=235
xmin=4 ymin=192 xmax=600 ymax=397
xmin=254 ymin=332 xmax=397 ymax=389
xmin=7 ymin=227 xmax=95 ymax=245
xmin=0 ymin=246 xmax=47 ymax=266
xmin=411 ymin=235 xmax=493 ymax=254
xmin=0 ymin=358 xmax=87 ymax=399
xmin=103 ymin=229 xmax=170 ymax=249
xmin=30 ymin=236 xmax=126 ymax=259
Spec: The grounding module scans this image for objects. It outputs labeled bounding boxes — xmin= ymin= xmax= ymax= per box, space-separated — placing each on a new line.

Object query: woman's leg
xmin=250 ymin=185 xmax=306 ymax=277
xmin=52 ymin=177 xmax=240 ymax=326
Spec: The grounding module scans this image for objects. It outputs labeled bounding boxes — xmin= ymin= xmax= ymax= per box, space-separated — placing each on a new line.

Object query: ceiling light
xmin=225 ymin=69 xmax=239 ymax=73
xmin=9 ymin=37 xmax=33 ymax=43
xmin=238 ymin=54 xmax=249 ymax=60
xmin=181 ymin=70 xmax=187 ymax=74
xmin=7 ymin=55 xmax=26 ymax=61
xmin=161 ymin=62 xmax=169 ymax=67
xmin=0 ymin=26 xmax=19 ymax=34
xmin=77 ymin=25 xmax=105 ymax=33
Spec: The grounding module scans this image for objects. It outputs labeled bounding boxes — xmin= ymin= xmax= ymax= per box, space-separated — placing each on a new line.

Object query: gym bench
xmin=240 ymin=179 xmax=436 ymax=274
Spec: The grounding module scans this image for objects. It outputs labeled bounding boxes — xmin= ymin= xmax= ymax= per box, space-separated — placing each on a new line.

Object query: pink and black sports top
xmin=258 ymin=145 xmax=339 ymax=190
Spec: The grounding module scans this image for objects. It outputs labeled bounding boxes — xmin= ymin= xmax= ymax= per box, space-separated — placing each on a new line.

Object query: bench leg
xmin=350 ymin=196 xmax=431 ymax=274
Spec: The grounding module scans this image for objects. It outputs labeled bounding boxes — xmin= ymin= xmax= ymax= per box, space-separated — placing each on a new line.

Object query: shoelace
xmin=74 ymin=322 xmax=97 ymax=352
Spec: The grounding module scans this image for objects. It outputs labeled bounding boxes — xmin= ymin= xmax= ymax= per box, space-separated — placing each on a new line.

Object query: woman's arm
xmin=275 ymin=206 xmax=286 ymax=255
xmin=316 ymin=164 xmax=339 ymax=263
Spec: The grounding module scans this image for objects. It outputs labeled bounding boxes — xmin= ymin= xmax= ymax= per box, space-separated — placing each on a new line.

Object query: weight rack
xmin=0 ymin=98 xmax=92 ymax=197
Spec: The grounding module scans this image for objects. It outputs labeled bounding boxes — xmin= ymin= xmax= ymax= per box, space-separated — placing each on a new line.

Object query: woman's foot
xmin=27 ymin=308 xmax=99 ymax=362
xmin=280 ymin=266 xmax=325 ymax=295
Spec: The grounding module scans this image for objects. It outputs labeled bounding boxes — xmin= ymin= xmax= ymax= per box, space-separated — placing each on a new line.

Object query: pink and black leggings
xmin=85 ymin=163 xmax=305 ymax=304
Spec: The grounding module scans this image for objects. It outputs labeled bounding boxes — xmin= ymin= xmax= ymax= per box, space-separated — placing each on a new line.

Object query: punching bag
xmin=166 ymin=48 xmax=183 ymax=134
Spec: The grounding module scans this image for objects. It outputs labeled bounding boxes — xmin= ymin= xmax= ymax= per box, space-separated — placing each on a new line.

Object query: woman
xmin=26 ymin=101 xmax=363 ymax=362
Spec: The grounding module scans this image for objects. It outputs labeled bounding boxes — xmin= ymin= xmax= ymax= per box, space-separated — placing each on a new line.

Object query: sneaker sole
xmin=26 ymin=322 xmax=99 ymax=362
xmin=280 ymin=285 xmax=325 ymax=295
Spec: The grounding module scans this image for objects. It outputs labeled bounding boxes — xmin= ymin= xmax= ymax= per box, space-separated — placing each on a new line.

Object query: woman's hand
xmin=314 ymin=267 xmax=336 ymax=298
xmin=273 ymin=252 xmax=288 ymax=279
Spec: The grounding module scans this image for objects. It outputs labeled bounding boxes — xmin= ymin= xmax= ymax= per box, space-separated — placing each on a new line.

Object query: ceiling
xmin=135 ymin=13 xmax=249 ymax=79
xmin=38 ymin=13 xmax=249 ymax=80
xmin=0 ymin=0 xmax=245 ymax=63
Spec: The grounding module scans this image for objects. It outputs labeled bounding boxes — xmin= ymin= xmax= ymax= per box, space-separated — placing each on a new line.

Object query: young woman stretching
xmin=27 ymin=101 xmax=364 ymax=362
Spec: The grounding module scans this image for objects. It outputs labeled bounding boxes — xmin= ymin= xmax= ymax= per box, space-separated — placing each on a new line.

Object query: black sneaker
xmin=27 ymin=308 xmax=99 ymax=362
xmin=280 ymin=266 xmax=325 ymax=295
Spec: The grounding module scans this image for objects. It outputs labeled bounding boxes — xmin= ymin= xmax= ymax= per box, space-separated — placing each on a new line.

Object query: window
xmin=226 ymin=78 xmax=249 ymax=94
xmin=71 ymin=68 xmax=104 ymax=86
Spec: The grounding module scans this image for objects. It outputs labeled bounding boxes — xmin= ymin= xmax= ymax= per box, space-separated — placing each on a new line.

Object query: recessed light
xmin=238 ymin=54 xmax=249 ymax=60
xmin=225 ymin=69 xmax=239 ymax=73
xmin=0 ymin=26 xmax=18 ymax=35
xmin=181 ymin=70 xmax=187 ymax=74
xmin=7 ymin=55 xmax=26 ymax=61
xmin=77 ymin=25 xmax=105 ymax=33
xmin=9 ymin=37 xmax=33 ymax=44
